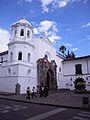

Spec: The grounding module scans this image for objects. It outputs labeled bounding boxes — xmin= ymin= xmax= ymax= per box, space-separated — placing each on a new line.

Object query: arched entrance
xmin=46 ymin=69 xmax=54 ymax=90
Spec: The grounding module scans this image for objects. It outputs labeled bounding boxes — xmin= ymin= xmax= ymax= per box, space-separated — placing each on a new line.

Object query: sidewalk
xmin=0 ymin=91 xmax=90 ymax=110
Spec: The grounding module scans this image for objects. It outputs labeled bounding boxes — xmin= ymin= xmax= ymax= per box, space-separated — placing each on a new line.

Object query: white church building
xmin=0 ymin=18 xmax=90 ymax=94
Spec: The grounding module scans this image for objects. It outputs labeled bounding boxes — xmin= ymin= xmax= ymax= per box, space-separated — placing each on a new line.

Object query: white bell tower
xmin=6 ymin=18 xmax=36 ymax=93
xmin=8 ymin=18 xmax=34 ymax=62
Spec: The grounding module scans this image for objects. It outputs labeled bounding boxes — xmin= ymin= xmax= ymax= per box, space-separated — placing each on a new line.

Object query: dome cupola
xmin=12 ymin=17 xmax=32 ymax=27
xmin=10 ymin=18 xmax=33 ymax=41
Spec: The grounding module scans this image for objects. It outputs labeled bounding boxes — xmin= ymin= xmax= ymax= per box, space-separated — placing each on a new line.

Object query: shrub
xmin=74 ymin=77 xmax=86 ymax=90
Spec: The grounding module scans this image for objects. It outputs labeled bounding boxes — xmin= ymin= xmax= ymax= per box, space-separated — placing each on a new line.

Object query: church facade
xmin=0 ymin=18 xmax=90 ymax=93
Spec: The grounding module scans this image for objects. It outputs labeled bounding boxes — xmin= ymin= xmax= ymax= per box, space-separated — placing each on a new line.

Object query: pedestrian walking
xmin=41 ymin=86 xmax=44 ymax=96
xmin=32 ymin=86 xmax=37 ymax=98
xmin=39 ymin=86 xmax=43 ymax=97
xmin=26 ymin=86 xmax=31 ymax=100
xmin=44 ymin=86 xmax=48 ymax=97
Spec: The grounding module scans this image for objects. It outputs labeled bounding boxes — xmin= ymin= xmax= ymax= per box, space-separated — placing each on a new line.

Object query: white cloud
xmin=66 ymin=28 xmax=72 ymax=32
xmin=34 ymin=28 xmax=39 ymax=34
xmin=84 ymin=35 xmax=90 ymax=42
xmin=30 ymin=10 xmax=35 ymax=14
xmin=40 ymin=0 xmax=86 ymax=13
xmin=83 ymin=0 xmax=88 ymax=4
xmin=72 ymin=48 xmax=78 ymax=52
xmin=63 ymin=42 xmax=72 ymax=47
xmin=82 ymin=22 xmax=90 ymax=28
xmin=39 ymin=20 xmax=55 ymax=32
xmin=34 ymin=20 xmax=61 ymax=42
xmin=25 ymin=0 xmax=32 ymax=3
xmin=41 ymin=0 xmax=54 ymax=6
xmin=78 ymin=39 xmax=85 ymax=43
xmin=40 ymin=0 xmax=55 ymax=13
xmin=42 ymin=6 xmax=49 ymax=13
xmin=58 ymin=0 xmax=70 ymax=8
xmin=0 ymin=28 xmax=10 ymax=52
xmin=78 ymin=35 xmax=90 ymax=43
xmin=48 ymin=33 xmax=62 ymax=42
xmin=17 ymin=0 xmax=32 ymax=5
xmin=17 ymin=0 xmax=23 ymax=5
xmin=86 ymin=35 xmax=90 ymax=41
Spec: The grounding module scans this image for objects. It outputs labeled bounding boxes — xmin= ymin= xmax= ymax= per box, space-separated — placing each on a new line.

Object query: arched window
xmin=27 ymin=30 xmax=30 ymax=38
xmin=18 ymin=52 xmax=22 ymax=60
xmin=10 ymin=52 xmax=13 ymax=61
xmin=7 ymin=67 xmax=11 ymax=75
xmin=20 ymin=29 xmax=24 ymax=36
xmin=28 ymin=53 xmax=30 ymax=62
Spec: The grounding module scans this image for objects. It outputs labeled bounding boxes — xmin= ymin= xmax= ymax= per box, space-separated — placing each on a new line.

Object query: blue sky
xmin=0 ymin=0 xmax=90 ymax=57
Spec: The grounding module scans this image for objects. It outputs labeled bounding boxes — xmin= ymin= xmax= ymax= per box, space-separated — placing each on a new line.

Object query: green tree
xmin=74 ymin=77 xmax=86 ymax=90
xmin=66 ymin=51 xmax=75 ymax=60
xmin=70 ymin=51 xmax=75 ymax=59
xmin=66 ymin=50 xmax=70 ymax=59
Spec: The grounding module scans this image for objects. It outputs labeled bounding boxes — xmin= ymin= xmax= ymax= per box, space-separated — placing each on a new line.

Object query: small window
xmin=10 ymin=52 xmax=13 ymax=61
xmin=28 ymin=69 xmax=31 ymax=75
xmin=20 ymin=29 xmax=24 ymax=36
xmin=45 ymin=55 xmax=48 ymax=59
xmin=7 ymin=67 xmax=11 ymax=75
xmin=59 ymin=67 xmax=61 ymax=72
xmin=8 ymin=68 xmax=11 ymax=74
xmin=75 ymin=64 xmax=82 ymax=74
xmin=1 ymin=57 xmax=3 ymax=62
xmin=28 ymin=53 xmax=30 ymax=62
xmin=27 ymin=30 xmax=30 ymax=37
xmin=18 ymin=52 xmax=22 ymax=60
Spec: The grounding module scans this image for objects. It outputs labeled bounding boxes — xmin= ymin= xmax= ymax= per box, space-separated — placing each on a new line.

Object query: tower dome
xmin=11 ymin=18 xmax=32 ymax=28
xmin=10 ymin=18 xmax=33 ymax=41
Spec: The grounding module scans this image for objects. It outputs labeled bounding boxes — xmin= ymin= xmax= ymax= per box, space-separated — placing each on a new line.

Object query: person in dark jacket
xmin=26 ymin=86 xmax=30 ymax=100
xmin=44 ymin=86 xmax=48 ymax=97
xmin=39 ymin=86 xmax=43 ymax=97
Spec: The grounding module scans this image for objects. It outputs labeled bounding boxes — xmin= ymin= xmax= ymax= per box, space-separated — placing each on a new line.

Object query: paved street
xmin=0 ymin=91 xmax=90 ymax=109
xmin=0 ymin=99 xmax=90 ymax=120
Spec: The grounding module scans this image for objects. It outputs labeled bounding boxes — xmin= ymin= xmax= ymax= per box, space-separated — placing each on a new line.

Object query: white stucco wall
xmin=33 ymin=37 xmax=56 ymax=61
xmin=55 ymin=54 xmax=64 ymax=89
xmin=18 ymin=63 xmax=37 ymax=93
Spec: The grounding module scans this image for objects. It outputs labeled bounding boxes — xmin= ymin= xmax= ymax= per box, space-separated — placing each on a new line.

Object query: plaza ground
xmin=0 ymin=90 xmax=90 ymax=110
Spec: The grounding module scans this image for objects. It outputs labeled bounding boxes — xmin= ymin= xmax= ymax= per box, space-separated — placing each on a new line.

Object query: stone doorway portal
xmin=37 ymin=55 xmax=57 ymax=91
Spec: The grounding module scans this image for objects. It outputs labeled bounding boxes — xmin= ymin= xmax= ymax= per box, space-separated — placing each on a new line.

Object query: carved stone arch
xmin=37 ymin=56 xmax=57 ymax=91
